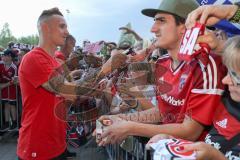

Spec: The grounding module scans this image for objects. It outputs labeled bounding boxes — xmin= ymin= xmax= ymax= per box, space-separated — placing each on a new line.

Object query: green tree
xmin=0 ymin=23 xmax=17 ymax=48
xmin=17 ymin=34 xmax=39 ymax=45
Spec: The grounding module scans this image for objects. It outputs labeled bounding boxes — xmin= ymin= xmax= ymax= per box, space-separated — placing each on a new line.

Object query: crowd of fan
xmin=0 ymin=22 xmax=168 ymax=150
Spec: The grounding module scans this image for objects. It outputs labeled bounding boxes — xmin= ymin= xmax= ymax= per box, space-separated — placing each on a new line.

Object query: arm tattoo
xmin=47 ymin=73 xmax=65 ymax=94
xmin=42 ymin=81 xmax=59 ymax=93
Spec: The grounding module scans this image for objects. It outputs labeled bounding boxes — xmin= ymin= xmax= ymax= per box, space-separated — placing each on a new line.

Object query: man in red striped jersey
xmin=96 ymin=0 xmax=227 ymax=146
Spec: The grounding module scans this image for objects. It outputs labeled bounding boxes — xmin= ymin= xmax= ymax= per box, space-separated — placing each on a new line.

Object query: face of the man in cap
xmin=151 ymin=13 xmax=185 ymax=51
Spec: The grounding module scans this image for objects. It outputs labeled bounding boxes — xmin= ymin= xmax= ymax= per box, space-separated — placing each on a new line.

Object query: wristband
xmin=229 ymin=3 xmax=240 ymax=23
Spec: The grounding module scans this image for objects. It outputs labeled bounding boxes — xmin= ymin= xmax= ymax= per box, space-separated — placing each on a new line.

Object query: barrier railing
xmin=0 ymin=87 xmax=3 ymax=128
xmin=0 ymin=82 xmax=21 ymax=132
xmin=106 ymin=136 xmax=153 ymax=160
xmin=15 ymin=83 xmax=20 ymax=129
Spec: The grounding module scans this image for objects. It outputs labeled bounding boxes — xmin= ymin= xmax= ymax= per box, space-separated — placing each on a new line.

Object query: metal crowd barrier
xmin=0 ymin=87 xmax=3 ymax=128
xmin=0 ymin=82 xmax=21 ymax=132
xmin=16 ymin=82 xmax=20 ymax=129
xmin=106 ymin=136 xmax=153 ymax=160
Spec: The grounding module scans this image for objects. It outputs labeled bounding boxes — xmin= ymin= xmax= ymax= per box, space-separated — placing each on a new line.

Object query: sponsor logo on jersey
xmin=179 ymin=74 xmax=188 ymax=91
xmin=160 ymin=94 xmax=185 ymax=106
xmin=205 ymin=134 xmax=221 ymax=150
xmin=216 ymin=118 xmax=228 ymax=129
xmin=225 ymin=151 xmax=240 ymax=160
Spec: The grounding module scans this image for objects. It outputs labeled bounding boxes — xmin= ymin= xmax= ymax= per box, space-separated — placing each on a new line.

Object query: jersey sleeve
xmin=20 ymin=52 xmax=55 ymax=88
xmin=186 ymin=55 xmax=227 ymax=126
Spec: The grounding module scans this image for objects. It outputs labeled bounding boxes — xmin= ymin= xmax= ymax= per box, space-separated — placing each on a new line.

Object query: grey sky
xmin=0 ymin=0 xmax=160 ymax=45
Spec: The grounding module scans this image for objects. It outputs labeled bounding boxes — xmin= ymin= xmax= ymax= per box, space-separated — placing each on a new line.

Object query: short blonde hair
xmin=222 ymin=36 xmax=240 ymax=72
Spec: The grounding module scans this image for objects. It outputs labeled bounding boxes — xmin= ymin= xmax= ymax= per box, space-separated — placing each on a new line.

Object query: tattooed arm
xmin=42 ymin=82 xmax=58 ymax=93
xmin=42 ymin=66 xmax=111 ymax=100
xmin=42 ymin=53 xmax=147 ymax=99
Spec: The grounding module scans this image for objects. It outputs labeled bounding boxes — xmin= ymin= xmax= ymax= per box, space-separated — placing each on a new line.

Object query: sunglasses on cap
xmin=228 ymin=70 xmax=240 ymax=86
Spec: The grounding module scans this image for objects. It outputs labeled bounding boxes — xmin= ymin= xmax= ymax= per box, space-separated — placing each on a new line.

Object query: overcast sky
xmin=0 ymin=0 xmax=160 ymax=46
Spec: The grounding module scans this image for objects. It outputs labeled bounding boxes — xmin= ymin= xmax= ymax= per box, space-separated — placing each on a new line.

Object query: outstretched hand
xmin=182 ymin=142 xmax=227 ymax=160
xmin=186 ymin=5 xmax=238 ymax=29
xmin=146 ymin=134 xmax=174 ymax=150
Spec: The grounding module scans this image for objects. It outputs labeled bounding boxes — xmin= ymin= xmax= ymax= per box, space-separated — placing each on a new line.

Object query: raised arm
xmin=186 ymin=4 xmax=239 ymax=29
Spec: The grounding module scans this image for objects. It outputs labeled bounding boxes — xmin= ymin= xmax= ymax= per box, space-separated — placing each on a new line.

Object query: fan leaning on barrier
xmin=56 ymin=52 xmax=172 ymax=99
xmin=49 ymin=52 xmax=129 ymax=121
xmin=48 ymin=51 xmax=128 ymax=95
xmin=117 ymin=62 xmax=172 ymax=100
xmin=49 ymin=51 xmax=172 ymax=122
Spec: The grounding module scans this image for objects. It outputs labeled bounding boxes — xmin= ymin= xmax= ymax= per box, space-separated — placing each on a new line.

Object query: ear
xmin=41 ymin=22 xmax=49 ymax=33
xmin=179 ymin=24 xmax=186 ymax=35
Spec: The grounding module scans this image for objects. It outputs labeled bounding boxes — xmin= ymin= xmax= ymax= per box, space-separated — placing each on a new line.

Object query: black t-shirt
xmin=205 ymin=91 xmax=240 ymax=159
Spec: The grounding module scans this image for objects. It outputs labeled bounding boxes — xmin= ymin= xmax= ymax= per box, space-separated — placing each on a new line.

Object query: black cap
xmin=3 ymin=49 xmax=17 ymax=58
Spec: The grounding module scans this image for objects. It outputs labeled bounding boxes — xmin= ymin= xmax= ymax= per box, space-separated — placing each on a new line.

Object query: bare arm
xmin=125 ymin=116 xmax=204 ymax=141
xmin=42 ymin=67 xmax=112 ymax=101
xmin=98 ymin=113 xmax=205 ymax=146
xmin=41 ymin=52 xmax=131 ymax=100
xmin=118 ymin=107 xmax=161 ymax=124
xmin=42 ymin=81 xmax=58 ymax=93
xmin=196 ymin=30 xmax=226 ymax=54
xmin=44 ymin=74 xmax=99 ymax=96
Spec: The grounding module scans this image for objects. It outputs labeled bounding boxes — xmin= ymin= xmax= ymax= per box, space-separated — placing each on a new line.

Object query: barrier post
xmin=15 ymin=83 xmax=19 ymax=130
xmin=0 ymin=86 xmax=3 ymax=128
